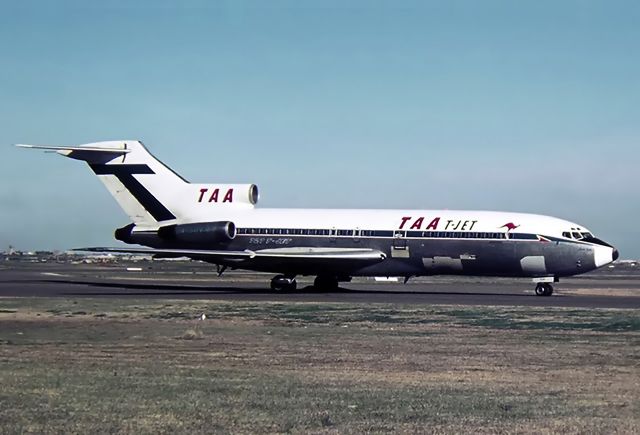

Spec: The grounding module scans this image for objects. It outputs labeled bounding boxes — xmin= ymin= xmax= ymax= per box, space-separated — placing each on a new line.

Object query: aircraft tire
xmin=535 ymin=283 xmax=553 ymax=297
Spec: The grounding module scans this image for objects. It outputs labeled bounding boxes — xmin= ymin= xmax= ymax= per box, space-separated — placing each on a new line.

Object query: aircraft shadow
xmin=35 ymin=278 xmax=536 ymax=298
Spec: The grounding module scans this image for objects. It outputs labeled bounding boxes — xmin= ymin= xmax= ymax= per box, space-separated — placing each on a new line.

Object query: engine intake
xmin=157 ymin=221 xmax=236 ymax=244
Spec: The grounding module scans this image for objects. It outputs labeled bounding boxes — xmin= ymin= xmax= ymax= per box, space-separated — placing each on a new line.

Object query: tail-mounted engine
xmin=115 ymin=221 xmax=237 ymax=245
xmin=158 ymin=221 xmax=236 ymax=244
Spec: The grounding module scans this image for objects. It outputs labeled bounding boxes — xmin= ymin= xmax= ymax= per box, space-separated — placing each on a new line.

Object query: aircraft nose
xmin=593 ymin=244 xmax=617 ymax=268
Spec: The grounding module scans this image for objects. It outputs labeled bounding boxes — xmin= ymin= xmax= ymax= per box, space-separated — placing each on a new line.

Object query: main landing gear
xmin=535 ymin=283 xmax=554 ymax=297
xmin=269 ymin=274 xmax=346 ymax=292
xmin=270 ymin=275 xmax=297 ymax=292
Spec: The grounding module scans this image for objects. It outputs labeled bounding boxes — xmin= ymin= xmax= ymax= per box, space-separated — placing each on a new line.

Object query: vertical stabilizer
xmin=17 ymin=140 xmax=258 ymax=226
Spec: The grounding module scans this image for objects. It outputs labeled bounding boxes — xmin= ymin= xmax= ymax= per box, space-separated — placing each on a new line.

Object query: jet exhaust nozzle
xmin=114 ymin=223 xmax=136 ymax=243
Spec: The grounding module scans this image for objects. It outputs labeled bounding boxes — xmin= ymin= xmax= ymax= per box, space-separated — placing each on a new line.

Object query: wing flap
xmin=254 ymin=247 xmax=386 ymax=260
xmin=74 ymin=246 xmax=386 ymax=264
xmin=75 ymin=247 xmax=255 ymax=259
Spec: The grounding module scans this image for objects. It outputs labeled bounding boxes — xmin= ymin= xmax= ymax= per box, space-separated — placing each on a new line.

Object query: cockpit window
xmin=563 ymin=231 xmax=595 ymax=240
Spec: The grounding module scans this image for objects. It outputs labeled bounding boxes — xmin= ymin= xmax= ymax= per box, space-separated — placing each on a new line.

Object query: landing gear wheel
xmin=544 ymin=284 xmax=554 ymax=296
xmin=270 ymin=275 xmax=297 ymax=292
xmin=535 ymin=283 xmax=553 ymax=297
xmin=314 ymin=275 xmax=339 ymax=290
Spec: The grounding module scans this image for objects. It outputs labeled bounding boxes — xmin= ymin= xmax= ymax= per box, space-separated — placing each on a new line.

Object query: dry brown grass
xmin=0 ymin=298 xmax=638 ymax=434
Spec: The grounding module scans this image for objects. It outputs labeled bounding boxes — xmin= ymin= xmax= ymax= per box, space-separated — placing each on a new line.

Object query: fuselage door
xmin=393 ymin=230 xmax=407 ymax=249
xmin=392 ymin=230 xmax=409 ymax=258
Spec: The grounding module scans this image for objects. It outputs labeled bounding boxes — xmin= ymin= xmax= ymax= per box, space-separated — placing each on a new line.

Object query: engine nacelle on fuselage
xmin=158 ymin=221 xmax=237 ymax=244
xmin=115 ymin=221 xmax=237 ymax=246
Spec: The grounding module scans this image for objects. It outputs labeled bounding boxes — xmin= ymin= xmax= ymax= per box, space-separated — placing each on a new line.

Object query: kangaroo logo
xmin=500 ymin=222 xmax=520 ymax=232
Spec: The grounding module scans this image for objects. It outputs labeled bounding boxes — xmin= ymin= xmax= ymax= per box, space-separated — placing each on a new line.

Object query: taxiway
xmin=1 ymin=261 xmax=638 ymax=308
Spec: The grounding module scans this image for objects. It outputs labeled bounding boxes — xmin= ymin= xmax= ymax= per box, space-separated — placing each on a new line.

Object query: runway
xmin=1 ymin=261 xmax=639 ymax=308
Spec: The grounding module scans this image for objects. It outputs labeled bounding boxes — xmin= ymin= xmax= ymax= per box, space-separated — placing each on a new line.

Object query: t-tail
xmin=16 ymin=141 xmax=259 ymax=227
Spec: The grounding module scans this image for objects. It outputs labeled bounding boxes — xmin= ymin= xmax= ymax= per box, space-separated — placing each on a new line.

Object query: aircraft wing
xmin=76 ymin=247 xmax=255 ymax=260
xmin=75 ymin=246 xmax=386 ymax=265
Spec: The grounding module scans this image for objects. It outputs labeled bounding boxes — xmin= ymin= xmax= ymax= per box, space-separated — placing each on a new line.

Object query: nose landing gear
xmin=535 ymin=283 xmax=553 ymax=297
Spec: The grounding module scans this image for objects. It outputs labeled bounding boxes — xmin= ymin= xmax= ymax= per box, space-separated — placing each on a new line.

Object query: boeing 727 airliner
xmin=18 ymin=140 xmax=619 ymax=296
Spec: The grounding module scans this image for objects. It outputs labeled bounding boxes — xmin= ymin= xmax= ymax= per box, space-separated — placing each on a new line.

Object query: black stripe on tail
xmin=89 ymin=164 xmax=176 ymax=221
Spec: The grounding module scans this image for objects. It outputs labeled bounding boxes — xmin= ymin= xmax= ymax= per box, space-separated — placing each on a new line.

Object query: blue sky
xmin=1 ymin=1 xmax=639 ymax=257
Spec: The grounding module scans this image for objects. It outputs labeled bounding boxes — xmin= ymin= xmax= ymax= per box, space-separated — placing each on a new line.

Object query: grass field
xmin=0 ymin=298 xmax=639 ymax=434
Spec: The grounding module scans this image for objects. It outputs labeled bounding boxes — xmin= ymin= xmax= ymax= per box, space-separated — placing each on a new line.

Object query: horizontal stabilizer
xmin=16 ymin=144 xmax=131 ymax=153
xmin=16 ymin=143 xmax=130 ymax=163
